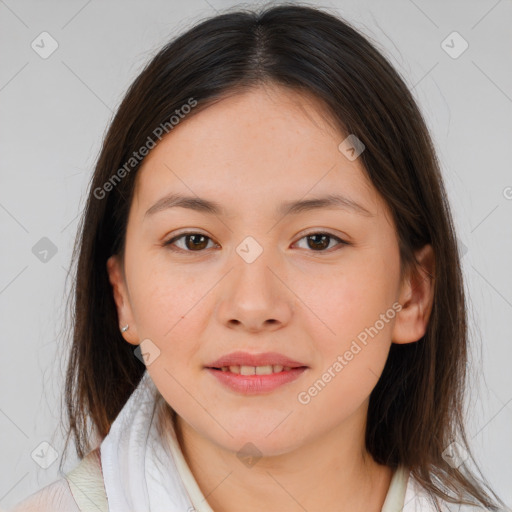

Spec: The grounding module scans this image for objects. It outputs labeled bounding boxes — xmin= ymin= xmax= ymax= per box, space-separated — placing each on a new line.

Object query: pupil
xmin=308 ymin=234 xmax=329 ymax=250
xmin=186 ymin=234 xmax=208 ymax=250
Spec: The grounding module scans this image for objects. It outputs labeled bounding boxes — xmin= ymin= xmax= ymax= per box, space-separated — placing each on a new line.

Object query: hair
xmin=58 ymin=2 xmax=505 ymax=509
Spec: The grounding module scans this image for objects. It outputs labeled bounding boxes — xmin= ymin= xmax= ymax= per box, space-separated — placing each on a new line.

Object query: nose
xmin=215 ymin=248 xmax=294 ymax=333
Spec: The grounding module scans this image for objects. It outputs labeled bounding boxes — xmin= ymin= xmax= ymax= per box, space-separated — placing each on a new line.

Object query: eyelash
xmin=162 ymin=230 xmax=349 ymax=254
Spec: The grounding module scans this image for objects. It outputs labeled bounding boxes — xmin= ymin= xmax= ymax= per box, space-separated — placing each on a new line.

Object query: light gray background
xmin=1 ymin=0 xmax=511 ymax=508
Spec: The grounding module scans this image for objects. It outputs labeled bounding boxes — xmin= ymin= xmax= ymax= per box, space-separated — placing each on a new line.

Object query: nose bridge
xmin=232 ymin=233 xmax=281 ymax=300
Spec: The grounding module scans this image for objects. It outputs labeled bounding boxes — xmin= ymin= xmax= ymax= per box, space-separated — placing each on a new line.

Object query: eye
xmin=163 ymin=231 xmax=348 ymax=254
xmin=293 ymin=231 xmax=348 ymax=252
xmin=163 ymin=232 xmax=218 ymax=253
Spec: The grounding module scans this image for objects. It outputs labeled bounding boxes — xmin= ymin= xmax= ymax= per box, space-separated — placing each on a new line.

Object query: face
xmin=107 ymin=84 xmax=433 ymax=457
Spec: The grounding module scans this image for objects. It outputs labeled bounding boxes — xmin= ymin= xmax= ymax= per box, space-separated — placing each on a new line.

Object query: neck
xmin=170 ymin=404 xmax=394 ymax=512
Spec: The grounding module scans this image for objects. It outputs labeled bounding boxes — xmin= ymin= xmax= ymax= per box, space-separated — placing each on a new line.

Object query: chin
xmin=205 ymin=421 xmax=308 ymax=458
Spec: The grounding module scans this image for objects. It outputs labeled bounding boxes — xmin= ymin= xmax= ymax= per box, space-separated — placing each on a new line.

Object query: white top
xmin=9 ymin=371 xmax=466 ymax=511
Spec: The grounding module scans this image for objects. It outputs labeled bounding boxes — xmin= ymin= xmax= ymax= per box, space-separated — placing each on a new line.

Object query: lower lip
xmin=205 ymin=367 xmax=308 ymax=394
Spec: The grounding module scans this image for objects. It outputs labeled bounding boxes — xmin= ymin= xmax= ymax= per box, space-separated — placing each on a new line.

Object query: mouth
xmin=205 ymin=351 xmax=308 ymax=370
xmin=204 ymin=351 xmax=309 ymax=395
xmin=204 ymin=366 xmax=308 ymax=394
xmin=206 ymin=364 xmax=307 ymax=375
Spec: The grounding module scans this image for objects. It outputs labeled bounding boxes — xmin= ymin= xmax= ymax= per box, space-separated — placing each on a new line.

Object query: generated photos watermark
xmin=94 ymin=97 xmax=197 ymax=200
xmin=297 ymin=301 xmax=402 ymax=405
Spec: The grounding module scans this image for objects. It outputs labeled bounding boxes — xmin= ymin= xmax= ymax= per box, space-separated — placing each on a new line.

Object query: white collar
xmin=100 ymin=371 xmax=194 ymax=511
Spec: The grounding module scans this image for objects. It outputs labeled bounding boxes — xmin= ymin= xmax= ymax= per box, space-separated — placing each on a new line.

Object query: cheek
xmin=299 ymin=256 xmax=396 ymax=347
xmin=128 ymin=250 xmax=212 ymax=339
xmin=295 ymin=274 xmax=396 ymax=420
xmin=293 ymin=257 xmax=398 ymax=415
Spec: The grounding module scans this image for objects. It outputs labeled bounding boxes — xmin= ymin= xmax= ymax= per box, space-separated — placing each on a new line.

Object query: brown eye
xmin=294 ymin=232 xmax=347 ymax=252
xmin=164 ymin=231 xmax=348 ymax=254
xmin=164 ymin=233 xmax=215 ymax=252
xmin=306 ymin=234 xmax=330 ymax=250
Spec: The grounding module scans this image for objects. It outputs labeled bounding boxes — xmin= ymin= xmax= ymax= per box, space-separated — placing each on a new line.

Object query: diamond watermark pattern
xmin=31 ymin=441 xmax=59 ymax=469
xmin=31 ymin=32 xmax=59 ymax=59
xmin=236 ymin=236 xmax=263 ymax=264
xmin=236 ymin=442 xmax=263 ymax=468
xmin=134 ymin=338 xmax=161 ymax=366
xmin=441 ymin=31 xmax=468 ymax=59
xmin=32 ymin=237 xmax=58 ymax=263
xmin=442 ymin=441 xmax=469 ymax=469
xmin=338 ymin=134 xmax=365 ymax=161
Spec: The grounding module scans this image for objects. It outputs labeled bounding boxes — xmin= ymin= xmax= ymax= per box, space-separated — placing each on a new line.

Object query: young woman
xmin=11 ymin=3 xmax=508 ymax=511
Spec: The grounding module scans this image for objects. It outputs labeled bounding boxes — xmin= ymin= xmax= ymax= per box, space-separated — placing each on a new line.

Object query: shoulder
xmin=404 ymin=471 xmax=499 ymax=512
xmin=9 ymin=478 xmax=80 ymax=512
xmin=9 ymin=447 xmax=105 ymax=512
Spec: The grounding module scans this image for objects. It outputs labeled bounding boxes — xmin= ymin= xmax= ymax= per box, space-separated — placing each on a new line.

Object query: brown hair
xmin=58 ymin=2 xmax=505 ymax=509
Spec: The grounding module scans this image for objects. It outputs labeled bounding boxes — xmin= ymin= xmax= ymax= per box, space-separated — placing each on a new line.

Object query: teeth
xmin=255 ymin=365 xmax=273 ymax=375
xmin=222 ymin=365 xmax=291 ymax=374
xmin=241 ymin=365 xmax=256 ymax=375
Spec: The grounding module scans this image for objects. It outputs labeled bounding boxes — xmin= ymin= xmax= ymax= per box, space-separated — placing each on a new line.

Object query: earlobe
xmin=106 ymin=255 xmax=139 ymax=345
xmin=391 ymin=244 xmax=435 ymax=345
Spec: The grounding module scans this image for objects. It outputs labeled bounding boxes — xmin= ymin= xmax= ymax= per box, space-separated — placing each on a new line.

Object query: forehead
xmin=132 ymin=85 xmax=382 ymax=219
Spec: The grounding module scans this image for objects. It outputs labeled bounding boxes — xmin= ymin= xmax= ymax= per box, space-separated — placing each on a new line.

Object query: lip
xmin=205 ymin=367 xmax=308 ymax=395
xmin=204 ymin=351 xmax=309 ymax=395
xmin=205 ymin=351 xmax=307 ymax=369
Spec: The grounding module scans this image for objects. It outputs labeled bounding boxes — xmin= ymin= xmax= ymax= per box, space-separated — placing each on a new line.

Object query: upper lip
xmin=206 ymin=351 xmax=307 ymax=369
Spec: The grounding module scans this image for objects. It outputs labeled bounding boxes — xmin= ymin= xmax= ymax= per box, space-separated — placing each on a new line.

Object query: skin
xmin=107 ymin=83 xmax=435 ymax=512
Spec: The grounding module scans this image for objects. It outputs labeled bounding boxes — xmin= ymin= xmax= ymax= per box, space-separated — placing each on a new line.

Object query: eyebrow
xmin=144 ymin=192 xmax=374 ymax=219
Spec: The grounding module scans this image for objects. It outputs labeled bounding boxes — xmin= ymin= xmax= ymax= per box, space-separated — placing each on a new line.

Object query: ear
xmin=106 ymin=254 xmax=139 ymax=345
xmin=391 ymin=244 xmax=435 ymax=345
